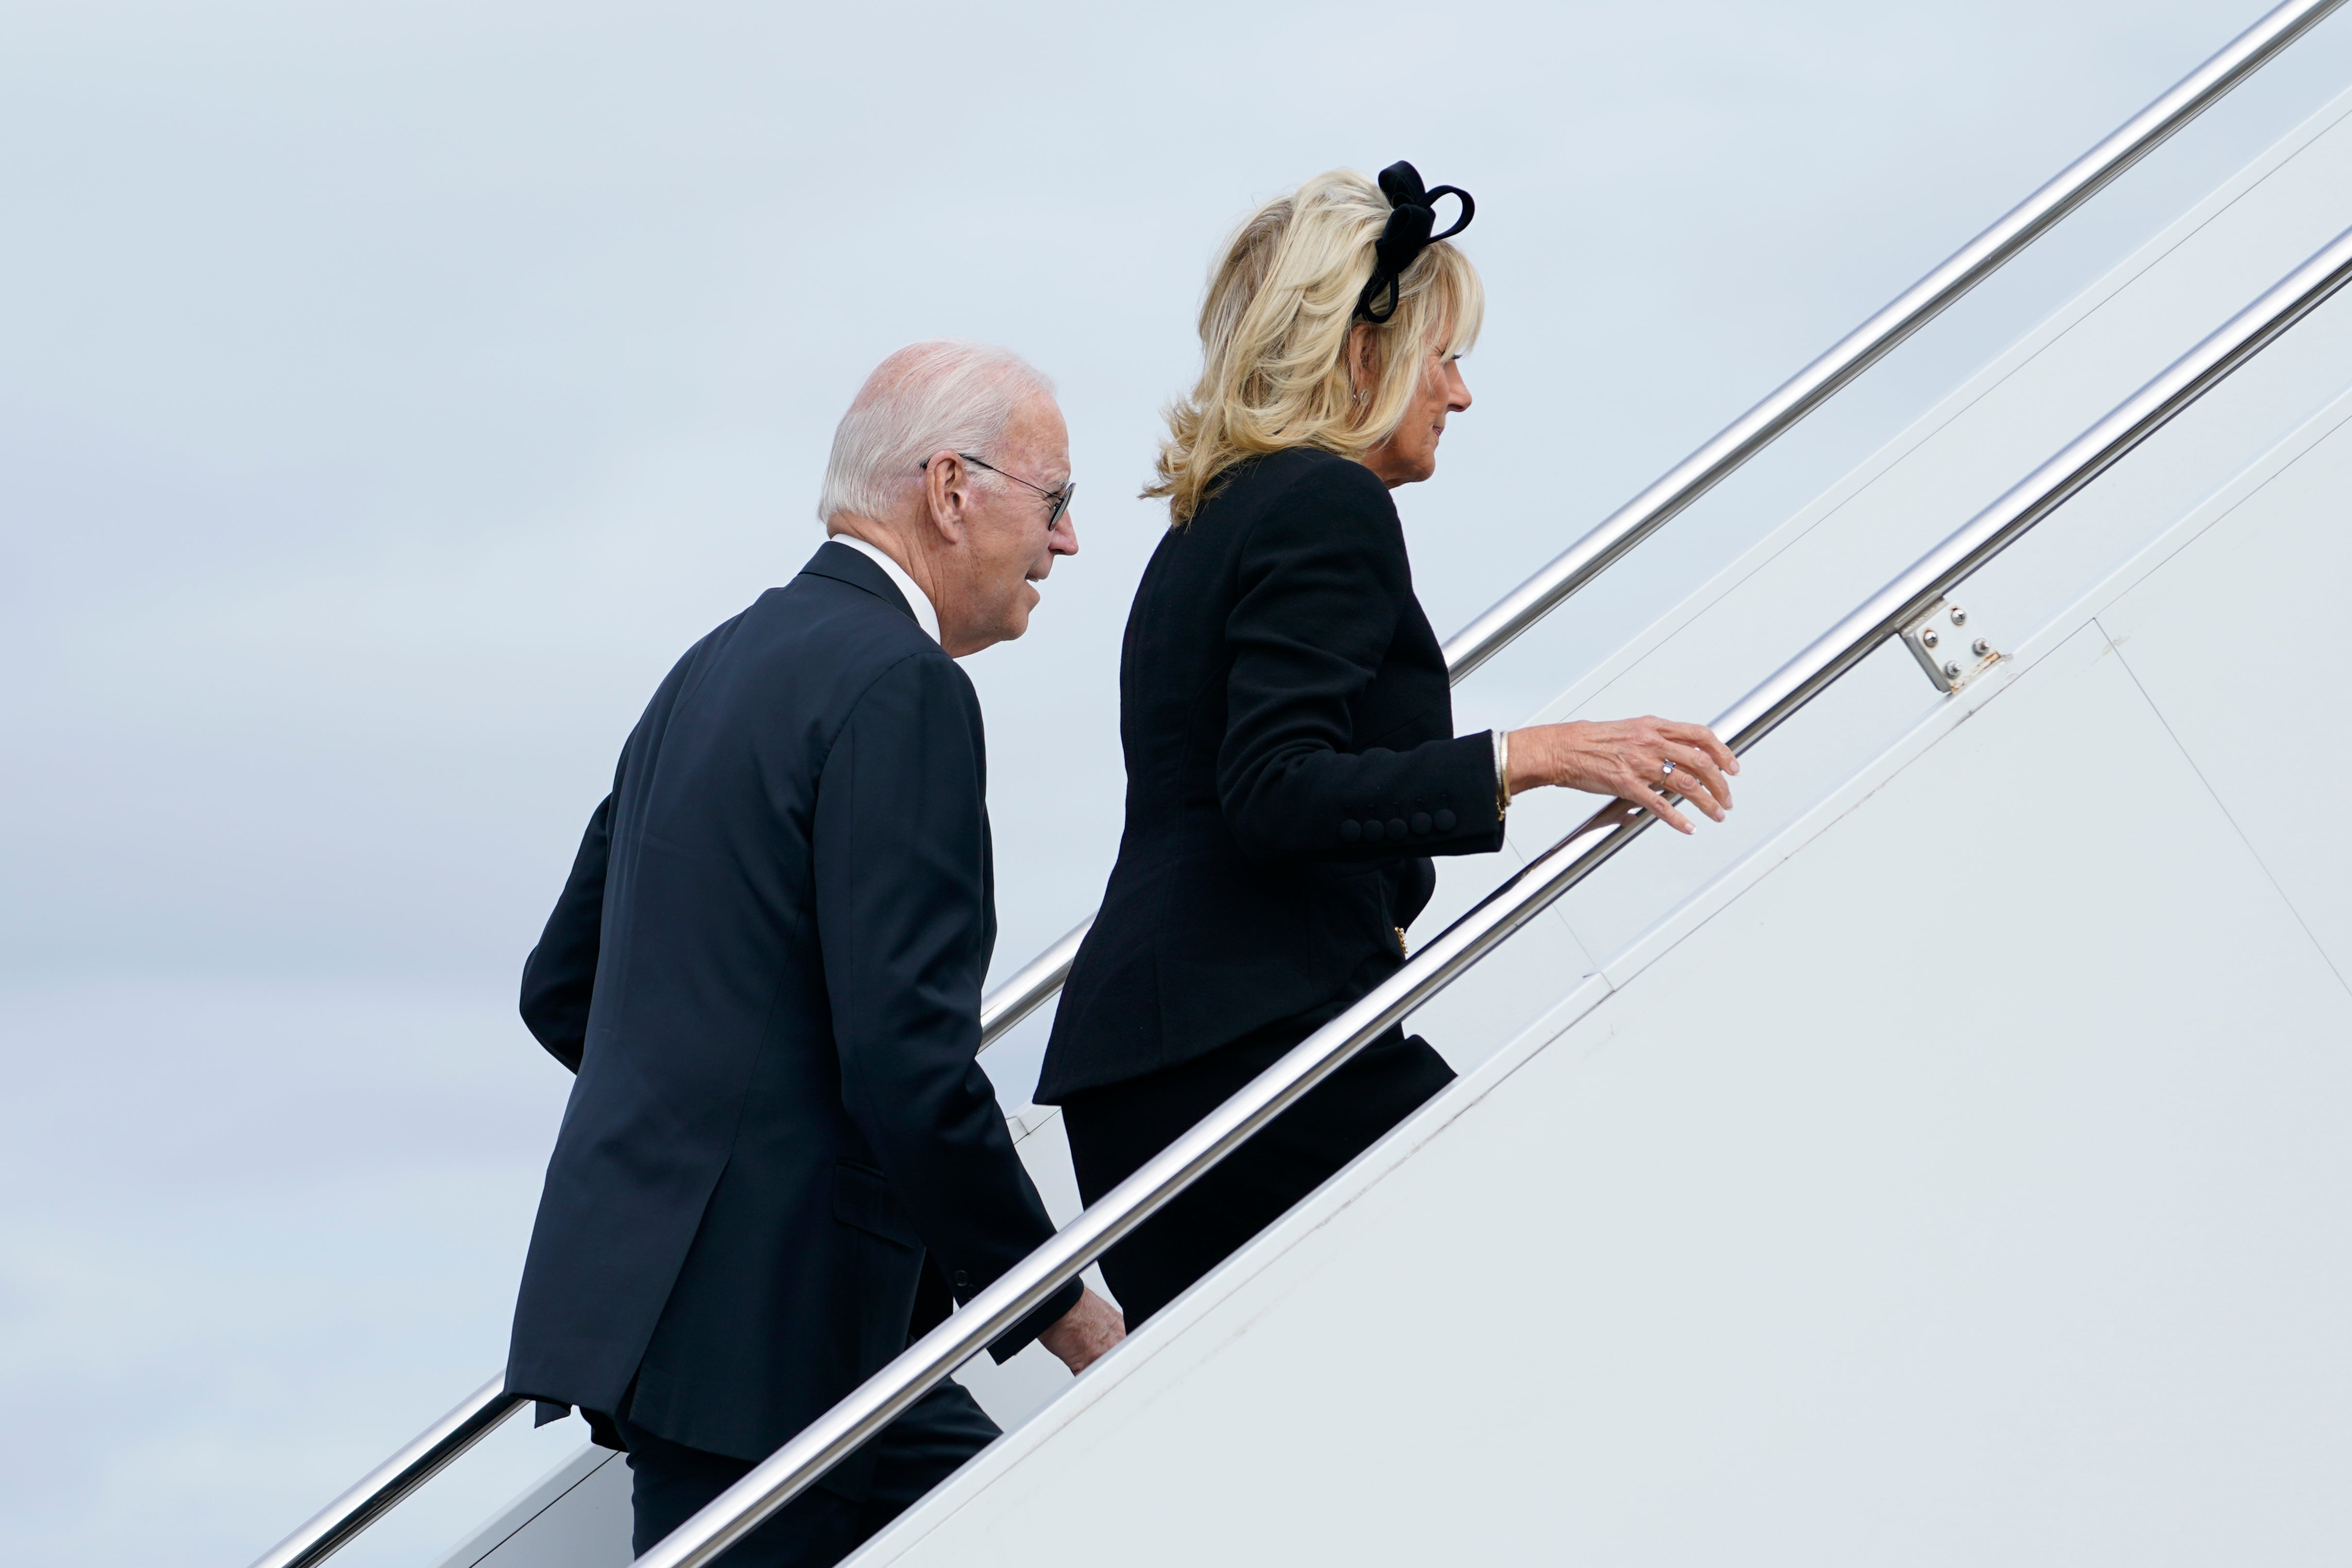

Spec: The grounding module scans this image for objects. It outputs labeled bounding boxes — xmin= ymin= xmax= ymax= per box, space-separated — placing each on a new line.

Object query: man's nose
xmin=1052 ymin=515 xmax=1079 ymax=556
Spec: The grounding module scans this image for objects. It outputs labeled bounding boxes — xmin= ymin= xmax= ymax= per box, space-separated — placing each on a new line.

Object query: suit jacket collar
xmin=801 ymin=539 xmax=937 ymax=642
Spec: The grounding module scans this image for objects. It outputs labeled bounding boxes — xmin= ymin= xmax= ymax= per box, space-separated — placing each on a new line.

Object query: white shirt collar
xmin=830 ymin=534 xmax=941 ymax=646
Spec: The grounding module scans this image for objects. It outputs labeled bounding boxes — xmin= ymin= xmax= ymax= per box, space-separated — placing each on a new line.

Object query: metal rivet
xmin=1972 ymin=638 xmax=1991 ymax=657
xmin=1921 ymin=629 xmax=1940 ymax=648
xmin=1943 ymin=661 xmax=1961 ymax=679
xmin=1950 ymin=607 xmax=1968 ymax=626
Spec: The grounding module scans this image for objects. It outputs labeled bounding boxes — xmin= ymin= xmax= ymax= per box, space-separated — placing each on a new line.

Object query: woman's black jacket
xmin=1037 ymin=447 xmax=1505 ymax=1103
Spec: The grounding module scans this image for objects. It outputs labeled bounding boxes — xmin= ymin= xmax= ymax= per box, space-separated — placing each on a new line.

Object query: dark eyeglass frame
xmin=920 ymin=452 xmax=1075 ymax=531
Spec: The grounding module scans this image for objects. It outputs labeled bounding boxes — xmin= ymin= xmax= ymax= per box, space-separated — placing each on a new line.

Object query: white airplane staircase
xmin=247 ymin=8 xmax=2352 ymax=1565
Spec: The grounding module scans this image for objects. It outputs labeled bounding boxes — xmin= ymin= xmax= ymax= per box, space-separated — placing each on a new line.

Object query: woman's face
xmin=1362 ymin=342 xmax=1472 ymax=489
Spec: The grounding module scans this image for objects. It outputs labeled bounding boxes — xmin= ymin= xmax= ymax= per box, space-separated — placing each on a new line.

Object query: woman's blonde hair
xmin=1148 ymin=168 xmax=1484 ymax=526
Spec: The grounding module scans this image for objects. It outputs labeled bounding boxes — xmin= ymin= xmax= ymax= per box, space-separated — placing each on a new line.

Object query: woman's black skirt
xmin=1060 ymin=1017 xmax=1455 ymax=1328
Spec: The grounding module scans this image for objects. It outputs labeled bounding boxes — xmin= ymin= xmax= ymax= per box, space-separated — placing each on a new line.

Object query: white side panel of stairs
xmin=428 ymin=1445 xmax=630 ymax=1568
xmin=848 ymin=408 xmax=2352 ymax=1566
xmin=2090 ymin=449 xmax=2352 ymax=983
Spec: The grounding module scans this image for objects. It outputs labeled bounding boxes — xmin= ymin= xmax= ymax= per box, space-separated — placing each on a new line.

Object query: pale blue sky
xmin=4 ymin=3 xmax=2350 ymax=1563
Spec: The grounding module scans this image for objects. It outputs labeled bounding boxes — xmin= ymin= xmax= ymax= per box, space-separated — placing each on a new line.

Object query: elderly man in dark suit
xmin=506 ymin=339 xmax=1123 ymax=1568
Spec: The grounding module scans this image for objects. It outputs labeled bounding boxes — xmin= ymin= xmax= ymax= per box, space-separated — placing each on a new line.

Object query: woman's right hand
xmin=1504 ymin=717 xmax=1739 ymax=836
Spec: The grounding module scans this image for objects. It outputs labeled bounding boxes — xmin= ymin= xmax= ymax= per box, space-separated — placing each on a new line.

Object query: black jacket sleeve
xmin=813 ymin=652 xmax=1082 ymax=1359
xmin=519 ymin=794 xmax=613 ymax=1074
xmin=1215 ymin=461 xmax=1501 ymax=864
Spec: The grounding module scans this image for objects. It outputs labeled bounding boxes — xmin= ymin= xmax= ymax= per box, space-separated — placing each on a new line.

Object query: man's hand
xmin=1037 ymin=1285 xmax=1125 ymax=1375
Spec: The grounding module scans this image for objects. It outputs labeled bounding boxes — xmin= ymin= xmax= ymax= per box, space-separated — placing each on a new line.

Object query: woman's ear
xmin=1346 ymin=323 xmax=1378 ymax=401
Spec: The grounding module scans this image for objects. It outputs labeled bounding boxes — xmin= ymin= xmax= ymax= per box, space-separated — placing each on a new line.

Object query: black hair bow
xmin=1355 ymin=160 xmax=1475 ymax=324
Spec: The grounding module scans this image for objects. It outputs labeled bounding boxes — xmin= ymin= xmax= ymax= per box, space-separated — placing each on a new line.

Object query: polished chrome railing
xmin=633 ymin=217 xmax=2352 ymax=1568
xmin=1439 ymin=0 xmax=2348 ymax=681
xmin=247 ymin=1378 xmax=524 ymax=1568
xmin=977 ymin=916 xmax=1093 ymax=1043
xmin=243 ymin=8 xmax=2344 ymax=1565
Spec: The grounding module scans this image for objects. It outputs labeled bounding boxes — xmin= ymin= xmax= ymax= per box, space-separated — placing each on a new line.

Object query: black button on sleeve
xmin=1363 ymin=819 xmax=1384 ymax=843
xmin=1435 ymin=808 xmax=1457 ymax=832
xmin=1340 ymin=820 xmax=1362 ymax=842
xmin=1411 ymin=812 xmax=1432 ymax=836
xmin=1386 ymin=818 xmax=1407 ymax=840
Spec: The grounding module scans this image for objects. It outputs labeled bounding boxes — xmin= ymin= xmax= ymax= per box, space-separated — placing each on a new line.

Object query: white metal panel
xmin=2094 ymin=409 xmax=2352 ymax=980
xmin=855 ymin=597 xmax=2352 ymax=1567
xmin=427 ymin=1446 xmax=630 ymax=1568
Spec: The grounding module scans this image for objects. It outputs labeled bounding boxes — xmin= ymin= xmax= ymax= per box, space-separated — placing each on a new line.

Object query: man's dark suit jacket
xmin=1038 ymin=447 xmax=1506 ymax=1103
xmin=506 ymin=541 xmax=1080 ymax=1481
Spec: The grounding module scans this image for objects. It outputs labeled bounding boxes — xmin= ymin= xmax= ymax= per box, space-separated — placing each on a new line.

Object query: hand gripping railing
xmin=244 ymin=8 xmax=2344 ymax=1564
xmin=634 ymin=221 xmax=2352 ymax=1568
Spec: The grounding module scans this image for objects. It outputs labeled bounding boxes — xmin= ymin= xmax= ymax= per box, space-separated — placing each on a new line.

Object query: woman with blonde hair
xmin=1037 ymin=163 xmax=1737 ymax=1326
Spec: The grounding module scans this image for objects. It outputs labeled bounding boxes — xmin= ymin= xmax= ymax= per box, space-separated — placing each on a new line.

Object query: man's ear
xmin=920 ymin=449 xmax=971 ymax=544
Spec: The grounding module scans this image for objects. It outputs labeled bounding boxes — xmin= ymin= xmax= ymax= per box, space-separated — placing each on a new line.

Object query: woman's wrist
xmin=1502 ymin=724 xmax=1562 ymax=797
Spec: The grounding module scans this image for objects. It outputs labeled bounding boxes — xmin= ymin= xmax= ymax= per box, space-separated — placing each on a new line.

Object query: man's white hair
xmin=818 ymin=340 xmax=1056 ymax=528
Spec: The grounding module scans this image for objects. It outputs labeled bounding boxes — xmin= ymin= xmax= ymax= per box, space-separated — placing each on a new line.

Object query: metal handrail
xmin=978 ymin=917 xmax=1092 ymax=1043
xmin=243 ymin=9 xmax=2344 ymax=1565
xmin=247 ymin=1377 xmax=525 ymax=1568
xmin=967 ymin=0 xmax=2346 ymax=1050
xmin=1440 ymin=0 xmax=2347 ymax=680
xmin=633 ymin=219 xmax=2352 ymax=1568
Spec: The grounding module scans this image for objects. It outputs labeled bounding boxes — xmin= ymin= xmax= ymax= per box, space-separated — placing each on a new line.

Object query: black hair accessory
xmin=1354 ymin=160 xmax=1474 ymax=324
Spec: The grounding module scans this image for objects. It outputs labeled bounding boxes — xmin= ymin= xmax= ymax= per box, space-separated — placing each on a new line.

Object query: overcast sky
xmin=6 ymin=3 xmax=2351 ymax=1564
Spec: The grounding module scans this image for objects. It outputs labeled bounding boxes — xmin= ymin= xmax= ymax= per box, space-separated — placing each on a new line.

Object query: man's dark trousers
xmin=625 ymin=1383 xmax=997 ymax=1567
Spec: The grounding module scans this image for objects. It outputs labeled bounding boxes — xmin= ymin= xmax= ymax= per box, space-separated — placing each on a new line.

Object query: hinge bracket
xmin=1899 ymin=597 xmax=2001 ymax=693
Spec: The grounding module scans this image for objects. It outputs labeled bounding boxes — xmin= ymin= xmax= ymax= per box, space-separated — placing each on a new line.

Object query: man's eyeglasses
xmin=921 ymin=452 xmax=1075 ymax=532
